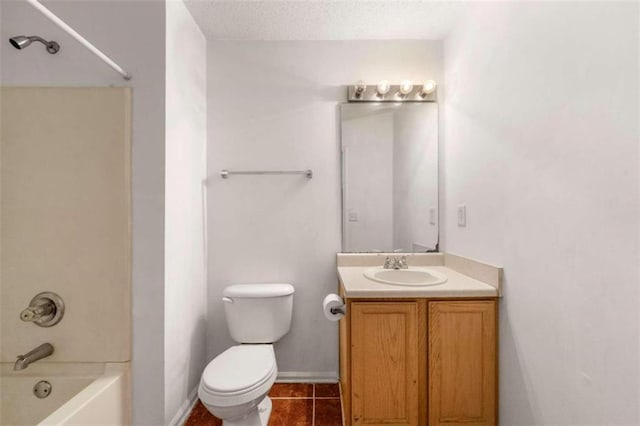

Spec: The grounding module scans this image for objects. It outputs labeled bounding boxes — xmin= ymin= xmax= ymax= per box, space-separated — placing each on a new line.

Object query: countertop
xmin=337 ymin=253 xmax=500 ymax=298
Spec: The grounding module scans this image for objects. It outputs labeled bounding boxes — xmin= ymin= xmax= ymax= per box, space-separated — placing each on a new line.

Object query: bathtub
xmin=0 ymin=362 xmax=130 ymax=426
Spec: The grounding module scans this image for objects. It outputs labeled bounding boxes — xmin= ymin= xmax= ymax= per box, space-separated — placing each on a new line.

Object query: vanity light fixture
xmin=398 ymin=80 xmax=414 ymax=97
xmin=420 ymin=80 xmax=437 ymax=97
xmin=354 ymin=81 xmax=366 ymax=98
xmin=348 ymin=79 xmax=436 ymax=102
xmin=376 ymin=80 xmax=391 ymax=97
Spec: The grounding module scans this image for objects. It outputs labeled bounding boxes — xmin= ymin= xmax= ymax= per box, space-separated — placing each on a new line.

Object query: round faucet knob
xmin=19 ymin=293 xmax=65 ymax=327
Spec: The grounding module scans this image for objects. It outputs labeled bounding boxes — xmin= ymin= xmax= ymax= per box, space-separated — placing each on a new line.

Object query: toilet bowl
xmin=198 ymin=283 xmax=294 ymax=426
xmin=199 ymin=345 xmax=277 ymax=426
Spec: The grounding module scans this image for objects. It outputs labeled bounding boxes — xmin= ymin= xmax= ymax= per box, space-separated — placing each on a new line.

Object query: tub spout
xmin=14 ymin=343 xmax=54 ymax=371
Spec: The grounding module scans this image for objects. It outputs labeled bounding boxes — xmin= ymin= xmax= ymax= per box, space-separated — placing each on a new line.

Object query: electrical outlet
xmin=429 ymin=207 xmax=436 ymax=225
xmin=457 ymin=204 xmax=466 ymax=227
xmin=348 ymin=211 xmax=359 ymax=222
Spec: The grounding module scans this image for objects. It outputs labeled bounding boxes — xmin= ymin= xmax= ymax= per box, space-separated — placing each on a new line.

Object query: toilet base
xmin=258 ymin=397 xmax=272 ymax=425
xmin=222 ymin=397 xmax=272 ymax=426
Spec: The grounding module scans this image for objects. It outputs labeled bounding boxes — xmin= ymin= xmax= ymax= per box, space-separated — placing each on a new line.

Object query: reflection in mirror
xmin=341 ymin=103 xmax=438 ymax=253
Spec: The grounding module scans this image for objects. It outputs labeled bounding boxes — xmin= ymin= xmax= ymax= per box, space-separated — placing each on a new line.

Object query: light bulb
xmin=376 ymin=80 xmax=390 ymax=97
xmin=399 ymin=80 xmax=413 ymax=95
xmin=354 ymin=80 xmax=366 ymax=98
xmin=420 ymin=80 xmax=437 ymax=96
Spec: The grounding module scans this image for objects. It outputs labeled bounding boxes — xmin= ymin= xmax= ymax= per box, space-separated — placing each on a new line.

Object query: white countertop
xmin=338 ymin=265 xmax=498 ymax=298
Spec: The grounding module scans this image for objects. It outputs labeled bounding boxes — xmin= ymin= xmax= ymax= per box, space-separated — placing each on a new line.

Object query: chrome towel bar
xmin=220 ymin=169 xmax=313 ymax=179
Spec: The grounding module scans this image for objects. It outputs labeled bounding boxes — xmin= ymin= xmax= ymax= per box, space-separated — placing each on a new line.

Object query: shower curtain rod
xmin=24 ymin=0 xmax=131 ymax=80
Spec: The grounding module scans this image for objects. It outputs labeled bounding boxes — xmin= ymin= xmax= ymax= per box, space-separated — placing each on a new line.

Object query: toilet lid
xmin=201 ymin=345 xmax=276 ymax=395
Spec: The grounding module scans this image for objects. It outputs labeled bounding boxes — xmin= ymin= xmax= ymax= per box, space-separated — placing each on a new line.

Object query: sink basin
xmin=363 ymin=267 xmax=448 ymax=287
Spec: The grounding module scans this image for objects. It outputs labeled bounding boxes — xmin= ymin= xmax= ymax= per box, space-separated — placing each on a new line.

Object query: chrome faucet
xmin=14 ymin=343 xmax=54 ymax=371
xmin=20 ymin=301 xmax=55 ymax=322
xmin=20 ymin=292 xmax=65 ymax=327
xmin=383 ymin=256 xmax=408 ymax=270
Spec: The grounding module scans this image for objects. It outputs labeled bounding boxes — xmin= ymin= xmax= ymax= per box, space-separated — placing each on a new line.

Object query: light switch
xmin=457 ymin=204 xmax=466 ymax=227
xmin=348 ymin=211 xmax=359 ymax=222
xmin=429 ymin=207 xmax=436 ymax=225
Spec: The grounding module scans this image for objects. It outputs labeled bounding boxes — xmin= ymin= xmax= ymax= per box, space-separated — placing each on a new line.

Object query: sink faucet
xmin=383 ymin=256 xmax=408 ymax=270
xmin=14 ymin=343 xmax=54 ymax=371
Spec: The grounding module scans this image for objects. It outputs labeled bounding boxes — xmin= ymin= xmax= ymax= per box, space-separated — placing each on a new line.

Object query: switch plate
xmin=348 ymin=211 xmax=359 ymax=222
xmin=457 ymin=204 xmax=466 ymax=227
xmin=429 ymin=207 xmax=436 ymax=225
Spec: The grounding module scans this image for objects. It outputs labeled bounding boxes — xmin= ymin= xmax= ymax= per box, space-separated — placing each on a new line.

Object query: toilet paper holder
xmin=323 ymin=293 xmax=346 ymax=321
xmin=330 ymin=306 xmax=345 ymax=315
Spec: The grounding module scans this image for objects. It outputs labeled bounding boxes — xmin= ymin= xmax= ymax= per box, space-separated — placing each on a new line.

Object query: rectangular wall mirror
xmin=340 ymin=103 xmax=438 ymax=253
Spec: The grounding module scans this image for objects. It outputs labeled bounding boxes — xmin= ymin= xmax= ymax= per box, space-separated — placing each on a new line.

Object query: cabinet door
xmin=351 ymin=302 xmax=419 ymax=426
xmin=428 ymin=301 xmax=497 ymax=426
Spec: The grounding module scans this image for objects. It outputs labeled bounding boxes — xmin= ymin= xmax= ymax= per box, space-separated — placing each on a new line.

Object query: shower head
xmin=9 ymin=35 xmax=59 ymax=54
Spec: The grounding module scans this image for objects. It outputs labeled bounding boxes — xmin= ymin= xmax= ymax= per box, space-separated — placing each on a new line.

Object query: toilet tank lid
xmin=223 ymin=283 xmax=294 ymax=298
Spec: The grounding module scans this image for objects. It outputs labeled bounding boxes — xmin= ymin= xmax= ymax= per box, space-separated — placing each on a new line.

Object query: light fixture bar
xmin=348 ymin=81 xmax=437 ymax=103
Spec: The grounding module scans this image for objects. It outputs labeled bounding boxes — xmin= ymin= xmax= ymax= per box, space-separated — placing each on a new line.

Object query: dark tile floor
xmin=185 ymin=383 xmax=343 ymax=426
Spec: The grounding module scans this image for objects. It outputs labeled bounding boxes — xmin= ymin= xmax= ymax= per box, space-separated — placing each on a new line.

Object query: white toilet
xmin=198 ymin=283 xmax=294 ymax=426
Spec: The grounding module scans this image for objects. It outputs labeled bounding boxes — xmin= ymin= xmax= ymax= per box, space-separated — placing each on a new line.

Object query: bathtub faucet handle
xmin=20 ymin=302 xmax=55 ymax=322
xmin=20 ymin=292 xmax=65 ymax=327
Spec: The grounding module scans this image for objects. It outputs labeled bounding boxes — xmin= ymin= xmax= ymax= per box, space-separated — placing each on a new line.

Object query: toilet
xmin=198 ymin=283 xmax=294 ymax=426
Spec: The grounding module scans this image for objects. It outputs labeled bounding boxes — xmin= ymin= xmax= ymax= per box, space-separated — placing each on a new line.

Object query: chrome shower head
xmin=9 ymin=35 xmax=59 ymax=54
xmin=9 ymin=35 xmax=31 ymax=49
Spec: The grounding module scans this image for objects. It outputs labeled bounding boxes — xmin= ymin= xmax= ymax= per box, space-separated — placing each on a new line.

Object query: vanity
xmin=337 ymin=253 xmax=501 ymax=426
xmin=337 ymin=86 xmax=501 ymax=425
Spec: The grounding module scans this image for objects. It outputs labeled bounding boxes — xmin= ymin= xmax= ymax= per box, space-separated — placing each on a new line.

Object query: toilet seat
xmin=199 ymin=345 xmax=277 ymax=408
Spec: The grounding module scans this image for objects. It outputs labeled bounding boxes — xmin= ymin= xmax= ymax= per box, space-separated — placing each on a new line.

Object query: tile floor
xmin=185 ymin=383 xmax=343 ymax=426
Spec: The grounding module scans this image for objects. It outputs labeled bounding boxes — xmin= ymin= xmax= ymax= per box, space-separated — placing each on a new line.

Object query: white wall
xmin=164 ymin=1 xmax=207 ymax=424
xmin=0 ymin=2 xmax=166 ymax=424
xmin=342 ymin=111 xmax=394 ymax=252
xmin=442 ymin=2 xmax=640 ymax=424
xmin=207 ymin=40 xmax=443 ymax=378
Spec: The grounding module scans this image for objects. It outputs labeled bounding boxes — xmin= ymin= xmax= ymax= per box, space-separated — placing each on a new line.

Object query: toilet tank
xmin=222 ymin=283 xmax=294 ymax=344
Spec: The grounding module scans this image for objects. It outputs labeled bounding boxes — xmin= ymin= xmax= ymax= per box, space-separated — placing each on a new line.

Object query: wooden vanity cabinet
xmin=428 ymin=301 xmax=497 ymax=426
xmin=350 ymin=301 xmax=424 ymax=425
xmin=340 ymin=297 xmax=498 ymax=426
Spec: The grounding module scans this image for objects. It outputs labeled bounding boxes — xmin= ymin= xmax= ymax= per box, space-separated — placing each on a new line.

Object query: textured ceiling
xmin=183 ymin=1 xmax=465 ymax=40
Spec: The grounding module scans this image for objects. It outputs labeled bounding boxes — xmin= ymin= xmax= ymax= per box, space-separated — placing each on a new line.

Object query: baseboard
xmin=169 ymin=387 xmax=200 ymax=426
xmin=276 ymin=371 xmax=339 ymax=383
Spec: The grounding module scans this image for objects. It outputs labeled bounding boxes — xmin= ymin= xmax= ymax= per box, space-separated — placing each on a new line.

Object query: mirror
xmin=340 ymin=103 xmax=438 ymax=253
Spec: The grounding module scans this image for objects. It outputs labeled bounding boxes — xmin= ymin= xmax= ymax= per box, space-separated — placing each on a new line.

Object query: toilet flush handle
xmin=222 ymin=297 xmax=234 ymax=304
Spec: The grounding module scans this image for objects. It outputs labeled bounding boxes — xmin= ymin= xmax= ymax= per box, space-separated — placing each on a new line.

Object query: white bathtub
xmin=0 ymin=362 xmax=130 ymax=426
